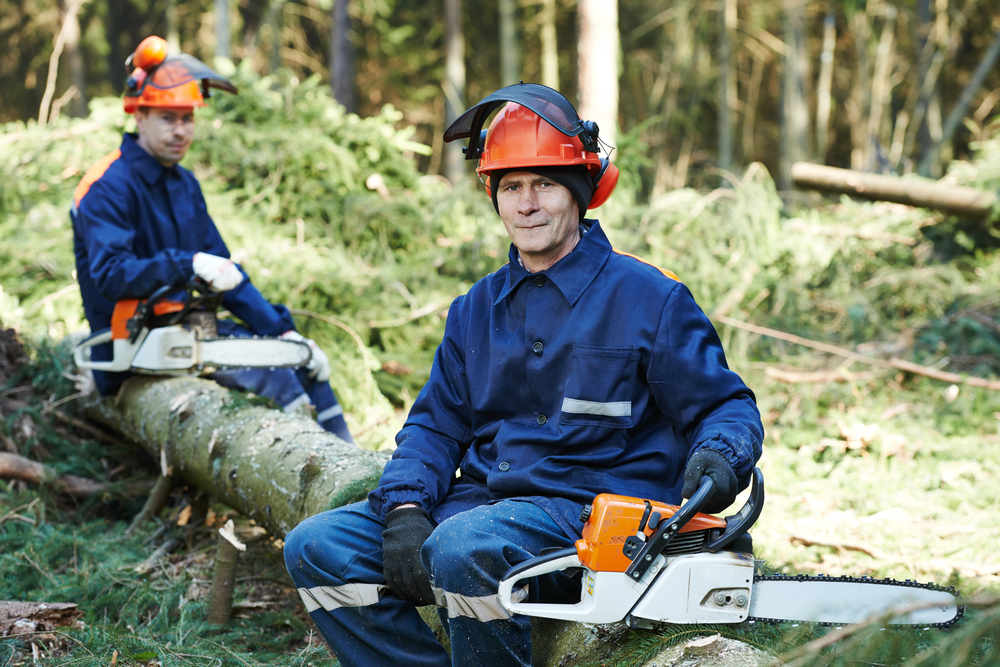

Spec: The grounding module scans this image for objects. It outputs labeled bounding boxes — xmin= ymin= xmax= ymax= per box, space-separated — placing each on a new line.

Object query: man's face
xmin=134 ymin=106 xmax=195 ymax=167
xmin=495 ymin=170 xmax=581 ymax=273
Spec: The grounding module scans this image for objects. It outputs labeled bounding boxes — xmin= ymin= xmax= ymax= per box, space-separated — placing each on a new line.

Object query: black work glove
xmin=682 ymin=448 xmax=738 ymax=514
xmin=382 ymin=506 xmax=436 ymax=606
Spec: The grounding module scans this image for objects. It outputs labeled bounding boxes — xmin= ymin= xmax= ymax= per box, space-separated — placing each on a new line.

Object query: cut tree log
xmin=0 ymin=451 xmax=107 ymax=496
xmin=791 ymin=161 xmax=998 ymax=218
xmin=81 ymin=375 xmax=388 ymax=538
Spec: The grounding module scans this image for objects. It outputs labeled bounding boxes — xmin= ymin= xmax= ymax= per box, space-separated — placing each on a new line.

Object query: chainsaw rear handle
xmin=623 ymin=475 xmax=715 ymax=581
xmin=497 ymin=550 xmax=631 ymax=623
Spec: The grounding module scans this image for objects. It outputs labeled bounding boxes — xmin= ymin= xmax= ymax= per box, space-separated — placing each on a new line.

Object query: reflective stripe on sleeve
xmin=433 ymin=587 xmax=520 ymax=622
xmin=297 ymin=583 xmax=386 ymax=613
xmin=560 ymin=398 xmax=632 ymax=417
xmin=317 ymin=404 xmax=344 ymax=422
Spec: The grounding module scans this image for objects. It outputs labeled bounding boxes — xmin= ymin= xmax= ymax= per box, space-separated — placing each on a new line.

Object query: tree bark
xmin=215 ymin=0 xmax=230 ymax=61
xmin=0 ymin=602 xmax=82 ymax=636
xmin=790 ymin=161 xmax=997 ymax=217
xmin=81 ymin=376 xmax=386 ymax=538
xmin=330 ymin=0 xmax=354 ymax=112
xmin=444 ymin=0 xmax=466 ymax=185
xmin=499 ymin=0 xmax=518 ymax=86
xmin=577 ymin=0 xmax=619 ymax=150
xmin=717 ymin=0 xmax=736 ymax=173
xmin=814 ymin=7 xmax=836 ymax=162
xmin=539 ymin=0 xmax=559 ymax=90
xmin=780 ymin=0 xmax=809 ymax=189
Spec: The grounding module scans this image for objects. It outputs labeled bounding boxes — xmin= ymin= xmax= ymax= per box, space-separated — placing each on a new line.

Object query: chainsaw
xmin=73 ymin=280 xmax=311 ymax=375
xmin=498 ymin=470 xmax=962 ymax=629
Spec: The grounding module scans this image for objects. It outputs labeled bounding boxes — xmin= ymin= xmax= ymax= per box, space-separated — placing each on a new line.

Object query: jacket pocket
xmin=559 ymin=345 xmax=638 ymax=429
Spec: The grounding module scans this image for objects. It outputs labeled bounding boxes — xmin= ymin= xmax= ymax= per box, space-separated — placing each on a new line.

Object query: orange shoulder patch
xmin=74 ymin=149 xmax=122 ymax=208
xmin=612 ymin=248 xmax=681 ymax=282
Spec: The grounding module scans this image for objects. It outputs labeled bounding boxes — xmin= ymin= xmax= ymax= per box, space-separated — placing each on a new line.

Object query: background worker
xmin=283 ymin=83 xmax=763 ymax=666
xmin=71 ymin=36 xmax=352 ymax=443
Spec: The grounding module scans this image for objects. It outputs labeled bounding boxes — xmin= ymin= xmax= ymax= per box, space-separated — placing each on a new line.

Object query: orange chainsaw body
xmin=110 ymin=299 xmax=185 ymax=339
xmin=575 ymin=494 xmax=726 ymax=573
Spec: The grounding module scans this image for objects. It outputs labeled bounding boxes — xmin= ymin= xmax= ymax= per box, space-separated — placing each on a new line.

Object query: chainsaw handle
xmin=623 ymin=475 xmax=715 ymax=581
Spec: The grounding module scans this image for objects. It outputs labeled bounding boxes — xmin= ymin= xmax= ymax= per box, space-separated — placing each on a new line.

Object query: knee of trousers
xmin=421 ymin=519 xmax=515 ymax=593
xmin=284 ymin=513 xmax=358 ymax=588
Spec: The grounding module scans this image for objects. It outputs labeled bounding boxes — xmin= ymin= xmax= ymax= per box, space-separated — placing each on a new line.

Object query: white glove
xmin=281 ymin=330 xmax=331 ymax=382
xmin=192 ymin=252 xmax=244 ymax=292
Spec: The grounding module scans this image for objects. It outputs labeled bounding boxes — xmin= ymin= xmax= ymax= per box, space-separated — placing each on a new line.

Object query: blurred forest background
xmin=3 ymin=1 xmax=1000 ymax=666
xmin=5 ymin=0 xmax=1000 ymax=188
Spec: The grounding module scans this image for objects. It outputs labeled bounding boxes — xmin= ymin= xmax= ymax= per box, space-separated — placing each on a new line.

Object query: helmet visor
xmin=145 ymin=54 xmax=237 ymax=95
xmin=444 ymin=83 xmax=590 ymax=159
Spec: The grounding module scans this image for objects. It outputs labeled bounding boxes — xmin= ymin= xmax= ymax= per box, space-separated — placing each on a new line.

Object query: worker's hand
xmin=382 ymin=506 xmax=436 ymax=606
xmin=682 ymin=448 xmax=738 ymax=514
xmin=192 ymin=252 xmax=244 ymax=292
xmin=280 ymin=331 xmax=331 ymax=382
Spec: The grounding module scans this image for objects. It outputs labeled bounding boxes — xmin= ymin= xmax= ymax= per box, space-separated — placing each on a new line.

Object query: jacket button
xmin=498 ymin=461 xmax=510 ymax=471
xmin=537 ymin=414 xmax=547 ymax=425
xmin=532 ymin=341 xmax=544 ymax=354
xmin=533 ymin=276 xmax=546 ymax=287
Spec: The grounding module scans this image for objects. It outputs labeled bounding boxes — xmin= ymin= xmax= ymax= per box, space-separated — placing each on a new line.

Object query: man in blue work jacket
xmin=283 ymin=84 xmax=763 ymax=665
xmin=71 ymin=36 xmax=352 ymax=442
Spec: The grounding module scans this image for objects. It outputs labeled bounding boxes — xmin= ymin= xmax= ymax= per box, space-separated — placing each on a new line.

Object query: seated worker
xmin=71 ymin=36 xmax=352 ymax=443
xmin=283 ymin=84 xmax=763 ymax=666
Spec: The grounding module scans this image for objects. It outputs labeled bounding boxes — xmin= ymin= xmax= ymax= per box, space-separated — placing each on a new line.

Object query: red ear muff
xmin=589 ymin=159 xmax=618 ymax=209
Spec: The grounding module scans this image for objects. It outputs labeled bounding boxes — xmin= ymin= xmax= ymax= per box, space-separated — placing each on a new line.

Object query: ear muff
xmin=589 ymin=158 xmax=619 ymax=209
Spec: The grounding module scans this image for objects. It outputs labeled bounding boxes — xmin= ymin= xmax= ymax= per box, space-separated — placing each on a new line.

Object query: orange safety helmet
xmin=122 ymin=36 xmax=237 ymax=113
xmin=444 ymin=83 xmax=619 ymax=210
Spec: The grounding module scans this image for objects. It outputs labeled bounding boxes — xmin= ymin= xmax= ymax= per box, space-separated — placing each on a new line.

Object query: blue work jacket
xmin=370 ymin=221 xmax=764 ymax=538
xmin=71 ymin=133 xmax=294 ymax=393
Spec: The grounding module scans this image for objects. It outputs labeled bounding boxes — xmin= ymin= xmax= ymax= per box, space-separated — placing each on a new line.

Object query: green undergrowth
xmin=2 ymin=66 xmax=1000 ymax=665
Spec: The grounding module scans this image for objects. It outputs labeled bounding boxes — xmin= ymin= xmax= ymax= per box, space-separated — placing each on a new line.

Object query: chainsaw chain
xmin=747 ymin=573 xmax=965 ymax=629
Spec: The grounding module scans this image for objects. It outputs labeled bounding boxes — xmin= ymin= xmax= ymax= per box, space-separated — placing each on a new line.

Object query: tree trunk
xmin=215 ymin=0 xmax=230 ymax=61
xmin=499 ymin=0 xmax=519 ymax=86
xmin=330 ymin=0 xmax=354 ymax=112
xmin=814 ymin=7 xmax=836 ymax=162
xmin=780 ymin=0 xmax=809 ymax=189
xmin=577 ymin=0 xmax=619 ymax=151
xmin=166 ymin=0 xmax=180 ymax=53
xmin=81 ymin=376 xmax=386 ymax=537
xmin=918 ymin=26 xmax=1000 ymax=176
xmin=444 ymin=0 xmax=466 ymax=185
xmin=59 ymin=0 xmax=88 ymax=118
xmin=539 ymin=0 xmax=559 ymax=90
xmin=717 ymin=0 xmax=736 ymax=173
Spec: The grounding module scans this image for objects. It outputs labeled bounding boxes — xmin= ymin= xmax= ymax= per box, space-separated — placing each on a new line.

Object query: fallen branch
xmin=789 ymin=535 xmax=883 ymax=559
xmin=764 ymin=366 xmax=875 ymax=384
xmin=717 ymin=316 xmax=1000 ymax=390
xmin=0 ymin=451 xmax=105 ymax=495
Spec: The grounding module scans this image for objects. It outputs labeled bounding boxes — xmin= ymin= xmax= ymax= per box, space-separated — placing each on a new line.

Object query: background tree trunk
xmin=166 ymin=0 xmax=180 ymax=53
xmin=215 ymin=0 xmax=230 ymax=61
xmin=58 ymin=0 xmax=88 ymax=118
xmin=815 ymin=6 xmax=836 ymax=162
xmin=780 ymin=0 xmax=809 ymax=189
xmin=717 ymin=0 xmax=736 ymax=173
xmin=577 ymin=0 xmax=619 ymax=151
xmin=444 ymin=0 xmax=466 ymax=185
xmin=539 ymin=0 xmax=559 ymax=90
xmin=499 ymin=0 xmax=518 ymax=86
xmin=331 ymin=0 xmax=354 ymax=112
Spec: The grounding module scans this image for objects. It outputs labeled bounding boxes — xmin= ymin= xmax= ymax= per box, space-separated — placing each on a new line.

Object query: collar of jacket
xmin=121 ymin=132 xmax=178 ymax=185
xmin=495 ymin=219 xmax=612 ymax=307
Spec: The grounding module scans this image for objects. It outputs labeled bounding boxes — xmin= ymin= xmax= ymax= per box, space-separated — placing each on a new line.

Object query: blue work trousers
xmin=283 ymin=499 xmax=579 ymax=666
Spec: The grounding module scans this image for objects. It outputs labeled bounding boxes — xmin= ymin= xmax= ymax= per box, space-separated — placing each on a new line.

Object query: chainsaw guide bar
xmin=747 ymin=573 xmax=965 ymax=629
